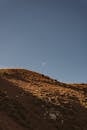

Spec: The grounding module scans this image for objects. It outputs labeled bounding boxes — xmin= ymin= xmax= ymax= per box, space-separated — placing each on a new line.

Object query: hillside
xmin=0 ymin=69 xmax=87 ymax=130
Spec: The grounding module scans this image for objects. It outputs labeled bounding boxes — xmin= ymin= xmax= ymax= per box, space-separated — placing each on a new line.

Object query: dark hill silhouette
xmin=0 ymin=69 xmax=87 ymax=130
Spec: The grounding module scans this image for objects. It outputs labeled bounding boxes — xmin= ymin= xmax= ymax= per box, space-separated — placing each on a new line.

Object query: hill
xmin=0 ymin=69 xmax=87 ymax=130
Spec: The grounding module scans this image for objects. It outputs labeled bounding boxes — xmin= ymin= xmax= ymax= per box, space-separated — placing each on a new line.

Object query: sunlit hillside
xmin=0 ymin=69 xmax=87 ymax=130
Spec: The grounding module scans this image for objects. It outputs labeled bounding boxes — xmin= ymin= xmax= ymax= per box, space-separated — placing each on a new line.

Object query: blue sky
xmin=0 ymin=0 xmax=87 ymax=83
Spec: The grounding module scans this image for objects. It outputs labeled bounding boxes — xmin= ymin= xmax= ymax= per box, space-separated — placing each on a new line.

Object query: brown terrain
xmin=0 ymin=68 xmax=87 ymax=130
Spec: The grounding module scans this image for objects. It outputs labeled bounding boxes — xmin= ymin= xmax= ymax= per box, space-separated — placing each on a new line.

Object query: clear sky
xmin=0 ymin=0 xmax=87 ymax=83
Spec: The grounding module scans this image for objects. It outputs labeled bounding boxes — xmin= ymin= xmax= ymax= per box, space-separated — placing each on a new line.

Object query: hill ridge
xmin=0 ymin=68 xmax=87 ymax=130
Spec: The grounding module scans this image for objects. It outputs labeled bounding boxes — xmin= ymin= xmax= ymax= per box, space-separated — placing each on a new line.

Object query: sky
xmin=0 ymin=0 xmax=87 ymax=83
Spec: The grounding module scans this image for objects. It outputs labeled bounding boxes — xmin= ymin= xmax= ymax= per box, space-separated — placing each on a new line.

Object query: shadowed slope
xmin=0 ymin=69 xmax=87 ymax=130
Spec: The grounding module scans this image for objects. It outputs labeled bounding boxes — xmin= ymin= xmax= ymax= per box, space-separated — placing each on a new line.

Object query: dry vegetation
xmin=0 ymin=69 xmax=87 ymax=130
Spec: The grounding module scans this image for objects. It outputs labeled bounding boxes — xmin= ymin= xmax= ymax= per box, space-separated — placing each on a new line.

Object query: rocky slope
xmin=0 ymin=69 xmax=87 ymax=130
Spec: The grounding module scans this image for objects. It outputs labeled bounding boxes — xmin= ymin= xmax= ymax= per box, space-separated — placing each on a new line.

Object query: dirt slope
xmin=0 ymin=69 xmax=87 ymax=130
